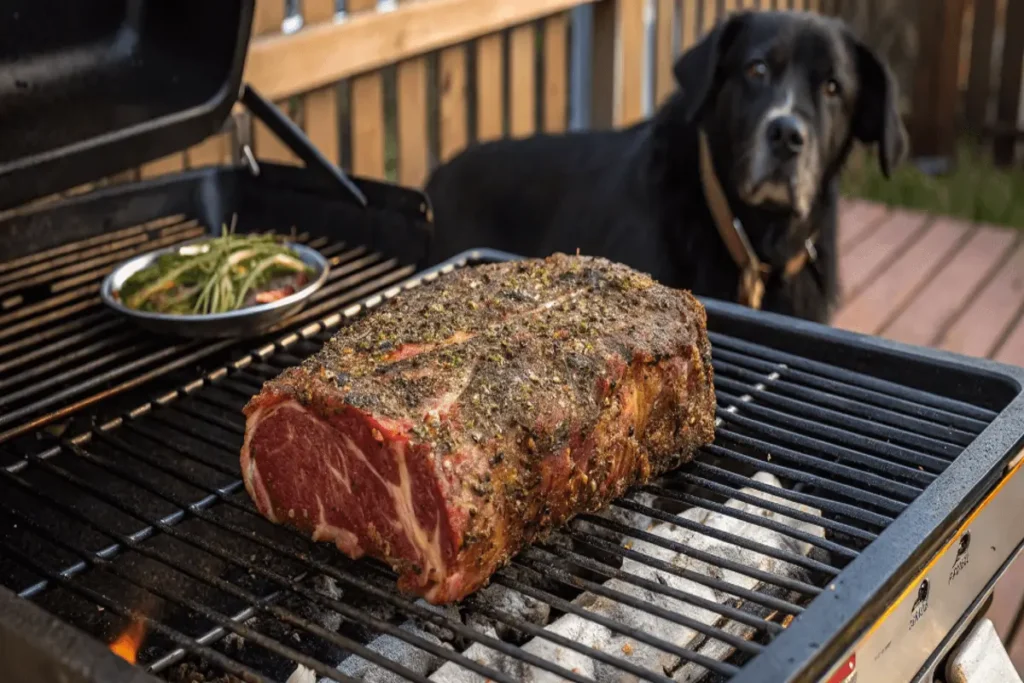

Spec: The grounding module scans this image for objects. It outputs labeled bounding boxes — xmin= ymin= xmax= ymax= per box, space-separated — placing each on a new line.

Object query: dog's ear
xmin=673 ymin=13 xmax=749 ymax=124
xmin=851 ymin=39 xmax=908 ymax=178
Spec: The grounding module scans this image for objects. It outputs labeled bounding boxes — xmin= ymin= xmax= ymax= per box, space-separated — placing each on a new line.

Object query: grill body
xmin=0 ymin=238 xmax=1022 ymax=683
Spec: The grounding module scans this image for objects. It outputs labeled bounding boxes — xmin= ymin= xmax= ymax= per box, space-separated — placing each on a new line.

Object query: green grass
xmin=840 ymin=143 xmax=1024 ymax=229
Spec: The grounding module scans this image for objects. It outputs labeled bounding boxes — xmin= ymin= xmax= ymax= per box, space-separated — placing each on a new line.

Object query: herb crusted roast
xmin=240 ymin=254 xmax=716 ymax=604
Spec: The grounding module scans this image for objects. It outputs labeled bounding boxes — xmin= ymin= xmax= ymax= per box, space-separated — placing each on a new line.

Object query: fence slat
xmin=510 ymin=24 xmax=538 ymax=136
xmin=544 ymin=14 xmax=570 ymax=132
xmin=348 ymin=0 xmax=386 ymax=179
xmin=590 ymin=0 xmax=617 ymax=128
xmin=655 ymin=0 xmax=676 ymax=105
xmin=911 ymin=0 xmax=967 ymax=160
xmin=350 ymin=75 xmax=386 ymax=178
xmin=103 ymin=170 xmax=138 ymax=188
xmin=701 ymin=0 xmax=717 ymax=32
xmin=476 ymin=34 xmax=506 ymax=141
xmin=303 ymin=0 xmax=341 ymax=166
xmin=186 ymin=133 xmax=232 ymax=169
xmin=439 ymin=46 xmax=469 ymax=160
xmin=397 ymin=59 xmax=430 ymax=187
xmin=395 ymin=0 xmax=430 ymax=187
xmin=252 ymin=0 xmax=300 ymax=164
xmin=246 ymin=0 xmax=595 ymax=103
xmin=995 ymin=0 xmax=1024 ymax=165
xmin=819 ymin=0 xmax=839 ymax=15
xmin=965 ymin=0 xmax=998 ymax=132
xmin=680 ymin=0 xmax=699 ymax=49
xmin=619 ymin=0 xmax=646 ymax=126
xmin=723 ymin=0 xmax=738 ymax=12
xmin=140 ymin=154 xmax=185 ymax=180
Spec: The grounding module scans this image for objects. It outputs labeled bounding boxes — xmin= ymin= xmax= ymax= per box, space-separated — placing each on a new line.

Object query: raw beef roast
xmin=241 ymin=254 xmax=715 ymax=604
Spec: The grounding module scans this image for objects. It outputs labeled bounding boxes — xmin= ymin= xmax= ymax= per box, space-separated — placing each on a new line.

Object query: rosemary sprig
xmin=120 ymin=220 xmax=313 ymax=315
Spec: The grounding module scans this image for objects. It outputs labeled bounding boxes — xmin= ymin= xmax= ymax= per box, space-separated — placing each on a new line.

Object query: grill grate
xmin=0 ymin=217 xmax=417 ymax=448
xmin=0 ymin=255 xmax=1002 ymax=683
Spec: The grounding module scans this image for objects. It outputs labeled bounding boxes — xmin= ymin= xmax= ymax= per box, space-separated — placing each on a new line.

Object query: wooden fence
xmin=957 ymin=0 xmax=1024 ymax=166
xmin=25 ymin=0 xmax=1024 ymax=210
xmin=59 ymin=0 xmax=1024 ymax=199
xmin=119 ymin=0 xmax=827 ymax=192
xmin=867 ymin=0 xmax=1024 ymax=167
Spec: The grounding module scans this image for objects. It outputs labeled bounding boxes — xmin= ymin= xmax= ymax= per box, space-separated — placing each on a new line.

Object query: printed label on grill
xmin=826 ymin=654 xmax=856 ymax=683
xmin=908 ymin=580 xmax=929 ymax=631
xmin=949 ymin=533 xmax=971 ymax=584
xmin=949 ymin=552 xmax=970 ymax=584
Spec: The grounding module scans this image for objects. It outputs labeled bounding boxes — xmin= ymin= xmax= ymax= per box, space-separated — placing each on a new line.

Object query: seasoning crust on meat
xmin=241 ymin=254 xmax=715 ymax=604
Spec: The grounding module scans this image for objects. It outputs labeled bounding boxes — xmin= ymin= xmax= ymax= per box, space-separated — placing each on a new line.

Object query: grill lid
xmin=0 ymin=0 xmax=255 ymax=212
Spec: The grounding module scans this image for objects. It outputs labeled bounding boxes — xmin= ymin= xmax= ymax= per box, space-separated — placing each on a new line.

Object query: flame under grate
xmin=0 ymin=250 xmax=1000 ymax=683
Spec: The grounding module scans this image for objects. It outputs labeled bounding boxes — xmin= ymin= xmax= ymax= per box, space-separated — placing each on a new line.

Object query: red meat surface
xmin=240 ymin=254 xmax=715 ymax=604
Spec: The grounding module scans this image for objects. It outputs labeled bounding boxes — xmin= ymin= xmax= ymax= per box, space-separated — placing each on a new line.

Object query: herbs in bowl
xmin=117 ymin=232 xmax=318 ymax=316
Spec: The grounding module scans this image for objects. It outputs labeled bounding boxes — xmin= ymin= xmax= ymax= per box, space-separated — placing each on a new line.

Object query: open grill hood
xmin=0 ymin=0 xmax=255 ymax=212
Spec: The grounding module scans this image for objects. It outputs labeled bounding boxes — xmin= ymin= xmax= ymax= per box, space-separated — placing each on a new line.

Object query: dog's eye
xmin=746 ymin=60 xmax=769 ymax=81
xmin=823 ymin=78 xmax=841 ymax=97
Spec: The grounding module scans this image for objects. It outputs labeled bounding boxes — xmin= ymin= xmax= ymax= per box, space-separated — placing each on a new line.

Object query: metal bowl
xmin=101 ymin=238 xmax=330 ymax=339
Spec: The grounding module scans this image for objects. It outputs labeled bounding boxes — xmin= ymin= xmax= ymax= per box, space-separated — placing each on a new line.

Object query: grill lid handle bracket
xmin=239 ymin=84 xmax=368 ymax=208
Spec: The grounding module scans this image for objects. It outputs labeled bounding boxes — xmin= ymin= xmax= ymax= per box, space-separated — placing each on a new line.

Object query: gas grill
xmin=4 ymin=2 xmax=1024 ymax=683
xmin=4 ymin=240 xmax=1024 ymax=683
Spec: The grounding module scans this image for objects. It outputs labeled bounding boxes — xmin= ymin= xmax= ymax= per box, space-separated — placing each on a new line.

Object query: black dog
xmin=423 ymin=11 xmax=906 ymax=323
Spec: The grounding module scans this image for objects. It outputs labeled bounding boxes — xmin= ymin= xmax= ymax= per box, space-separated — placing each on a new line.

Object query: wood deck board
xmin=936 ymin=239 xmax=1024 ymax=358
xmin=837 ymin=209 xmax=931 ymax=301
xmin=882 ymin=225 xmax=1018 ymax=347
xmin=837 ymin=198 xmax=890 ymax=250
xmin=994 ymin=309 xmax=1024 ymax=365
xmin=834 ymin=216 xmax=972 ymax=335
xmin=835 ymin=200 xmax=1024 ymax=664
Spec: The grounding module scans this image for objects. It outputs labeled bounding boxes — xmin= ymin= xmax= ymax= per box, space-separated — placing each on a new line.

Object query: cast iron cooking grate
xmin=0 ymin=256 xmax=1002 ymax=683
xmin=0 ymin=216 xmax=416 ymax=449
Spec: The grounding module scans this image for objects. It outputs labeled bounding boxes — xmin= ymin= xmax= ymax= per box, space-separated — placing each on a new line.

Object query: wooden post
xmin=510 ymin=24 xmax=538 ymax=137
xmin=251 ymin=0 xmax=300 ymax=165
xmin=995 ymin=0 xmax=1024 ymax=166
xmin=475 ymin=33 xmax=506 ymax=141
xmin=303 ymin=0 xmax=341 ymax=166
xmin=589 ymin=0 xmax=647 ymax=129
xmin=590 ymin=0 xmax=618 ymax=129
xmin=438 ymin=45 xmax=469 ymax=161
xmin=909 ymin=0 xmax=966 ymax=162
xmin=964 ymin=0 xmax=997 ymax=134
xmin=654 ymin=0 xmax=676 ymax=105
xmin=679 ymin=0 xmax=698 ymax=51
xmin=397 ymin=0 xmax=431 ymax=187
xmin=543 ymin=13 xmax=570 ymax=133
xmin=348 ymin=0 xmax=386 ymax=179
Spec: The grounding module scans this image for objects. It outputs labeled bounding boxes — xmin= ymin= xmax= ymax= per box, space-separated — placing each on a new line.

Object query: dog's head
xmin=674 ymin=11 xmax=907 ymax=220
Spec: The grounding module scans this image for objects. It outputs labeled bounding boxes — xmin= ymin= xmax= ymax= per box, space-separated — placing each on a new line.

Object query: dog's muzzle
xmin=742 ymin=104 xmax=818 ymax=218
xmin=767 ymin=115 xmax=807 ymax=162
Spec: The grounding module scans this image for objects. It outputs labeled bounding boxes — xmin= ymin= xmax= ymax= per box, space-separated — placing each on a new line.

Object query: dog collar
xmin=697 ymin=130 xmax=817 ymax=310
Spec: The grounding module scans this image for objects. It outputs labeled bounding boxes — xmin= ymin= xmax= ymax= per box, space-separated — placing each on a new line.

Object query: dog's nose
xmin=766 ymin=115 xmax=806 ymax=159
